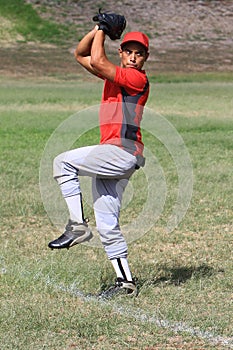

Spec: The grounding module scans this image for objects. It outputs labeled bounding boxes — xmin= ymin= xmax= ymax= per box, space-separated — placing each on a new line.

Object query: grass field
xmin=0 ymin=75 xmax=232 ymax=350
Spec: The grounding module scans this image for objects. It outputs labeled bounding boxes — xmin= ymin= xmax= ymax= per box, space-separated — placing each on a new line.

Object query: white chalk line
xmin=45 ymin=276 xmax=233 ymax=349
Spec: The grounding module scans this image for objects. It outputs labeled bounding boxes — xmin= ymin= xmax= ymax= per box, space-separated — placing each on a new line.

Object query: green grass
xmin=0 ymin=0 xmax=71 ymax=44
xmin=0 ymin=77 xmax=232 ymax=349
xmin=149 ymin=71 xmax=233 ymax=83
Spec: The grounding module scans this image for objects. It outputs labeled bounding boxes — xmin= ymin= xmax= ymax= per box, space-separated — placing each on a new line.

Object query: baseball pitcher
xmin=48 ymin=10 xmax=150 ymax=298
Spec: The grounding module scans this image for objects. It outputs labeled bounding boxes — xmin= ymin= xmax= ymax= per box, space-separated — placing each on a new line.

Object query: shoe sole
xmin=98 ymin=288 xmax=138 ymax=299
xmin=98 ymin=284 xmax=138 ymax=299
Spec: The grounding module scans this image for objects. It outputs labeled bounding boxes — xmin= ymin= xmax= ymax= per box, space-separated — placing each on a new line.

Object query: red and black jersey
xmin=99 ymin=66 xmax=149 ymax=156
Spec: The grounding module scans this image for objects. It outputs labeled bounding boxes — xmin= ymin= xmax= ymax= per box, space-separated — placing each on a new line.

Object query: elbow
xmin=74 ymin=49 xmax=81 ymax=63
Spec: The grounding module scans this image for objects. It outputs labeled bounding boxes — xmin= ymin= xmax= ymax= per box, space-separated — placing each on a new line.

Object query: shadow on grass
xmin=140 ymin=263 xmax=224 ymax=288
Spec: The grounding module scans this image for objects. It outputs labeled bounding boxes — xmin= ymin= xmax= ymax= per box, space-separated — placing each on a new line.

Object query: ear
xmin=118 ymin=47 xmax=123 ymax=57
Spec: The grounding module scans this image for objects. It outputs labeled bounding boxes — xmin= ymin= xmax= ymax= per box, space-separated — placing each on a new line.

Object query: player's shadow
xmin=140 ymin=263 xmax=224 ymax=288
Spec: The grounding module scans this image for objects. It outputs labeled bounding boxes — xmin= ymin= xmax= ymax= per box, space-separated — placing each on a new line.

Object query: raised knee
xmin=53 ymin=152 xmax=66 ymax=179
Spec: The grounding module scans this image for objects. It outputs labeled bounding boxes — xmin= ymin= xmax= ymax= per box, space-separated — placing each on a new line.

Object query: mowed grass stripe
xmin=45 ymin=277 xmax=233 ymax=349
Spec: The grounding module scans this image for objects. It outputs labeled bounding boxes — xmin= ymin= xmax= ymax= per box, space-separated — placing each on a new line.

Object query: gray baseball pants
xmin=53 ymin=144 xmax=138 ymax=259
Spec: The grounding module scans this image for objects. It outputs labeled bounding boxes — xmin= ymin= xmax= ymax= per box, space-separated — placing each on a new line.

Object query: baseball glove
xmin=93 ymin=9 xmax=126 ymax=40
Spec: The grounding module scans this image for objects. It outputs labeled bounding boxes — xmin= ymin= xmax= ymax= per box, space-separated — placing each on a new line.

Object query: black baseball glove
xmin=93 ymin=9 xmax=126 ymax=40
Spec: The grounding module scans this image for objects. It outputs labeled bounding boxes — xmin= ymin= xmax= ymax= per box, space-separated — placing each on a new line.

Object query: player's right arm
xmin=74 ymin=26 xmax=99 ymax=76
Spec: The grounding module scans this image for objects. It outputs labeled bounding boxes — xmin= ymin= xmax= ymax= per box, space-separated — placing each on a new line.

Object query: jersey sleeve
xmin=114 ymin=66 xmax=148 ymax=94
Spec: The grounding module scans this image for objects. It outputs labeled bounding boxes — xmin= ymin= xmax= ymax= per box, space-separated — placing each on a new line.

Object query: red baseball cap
xmin=121 ymin=32 xmax=149 ymax=51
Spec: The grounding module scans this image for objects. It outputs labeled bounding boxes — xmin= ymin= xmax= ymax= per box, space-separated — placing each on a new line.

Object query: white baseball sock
xmin=110 ymin=257 xmax=133 ymax=282
xmin=64 ymin=193 xmax=84 ymax=223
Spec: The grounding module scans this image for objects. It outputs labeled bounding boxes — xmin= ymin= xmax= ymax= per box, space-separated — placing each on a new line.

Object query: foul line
xmin=46 ymin=277 xmax=233 ymax=349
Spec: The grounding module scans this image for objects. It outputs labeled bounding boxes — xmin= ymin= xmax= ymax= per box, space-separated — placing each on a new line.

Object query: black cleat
xmin=98 ymin=277 xmax=138 ymax=299
xmin=48 ymin=219 xmax=93 ymax=250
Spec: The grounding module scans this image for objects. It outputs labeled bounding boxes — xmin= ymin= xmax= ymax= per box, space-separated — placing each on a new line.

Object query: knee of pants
xmin=95 ymin=210 xmax=119 ymax=236
xmin=53 ymin=152 xmax=66 ymax=179
xmin=53 ymin=152 xmax=78 ymax=181
xmin=95 ymin=213 xmax=126 ymax=249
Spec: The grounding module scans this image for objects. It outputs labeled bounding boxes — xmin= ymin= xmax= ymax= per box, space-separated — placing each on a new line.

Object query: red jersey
xmin=99 ymin=66 xmax=149 ymax=156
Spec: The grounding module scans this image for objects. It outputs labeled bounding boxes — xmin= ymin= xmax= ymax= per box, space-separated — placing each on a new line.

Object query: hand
xmin=93 ymin=9 xmax=126 ymax=40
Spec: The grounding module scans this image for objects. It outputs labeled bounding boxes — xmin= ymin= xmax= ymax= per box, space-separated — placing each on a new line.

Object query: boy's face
xmin=119 ymin=42 xmax=149 ymax=70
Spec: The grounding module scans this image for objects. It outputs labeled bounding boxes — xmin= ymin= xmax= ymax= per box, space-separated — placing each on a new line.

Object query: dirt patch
xmin=1 ymin=0 xmax=233 ymax=77
xmin=0 ymin=43 xmax=79 ymax=78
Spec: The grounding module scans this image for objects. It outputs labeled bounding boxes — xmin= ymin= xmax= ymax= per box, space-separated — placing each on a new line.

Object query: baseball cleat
xmin=48 ymin=219 xmax=93 ymax=250
xmin=98 ymin=277 xmax=138 ymax=299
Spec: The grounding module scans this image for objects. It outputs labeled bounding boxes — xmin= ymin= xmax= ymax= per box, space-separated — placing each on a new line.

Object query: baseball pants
xmin=53 ymin=144 xmax=138 ymax=259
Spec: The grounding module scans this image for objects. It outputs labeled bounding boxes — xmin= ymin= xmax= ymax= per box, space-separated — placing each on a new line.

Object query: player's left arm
xmin=90 ymin=30 xmax=117 ymax=82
